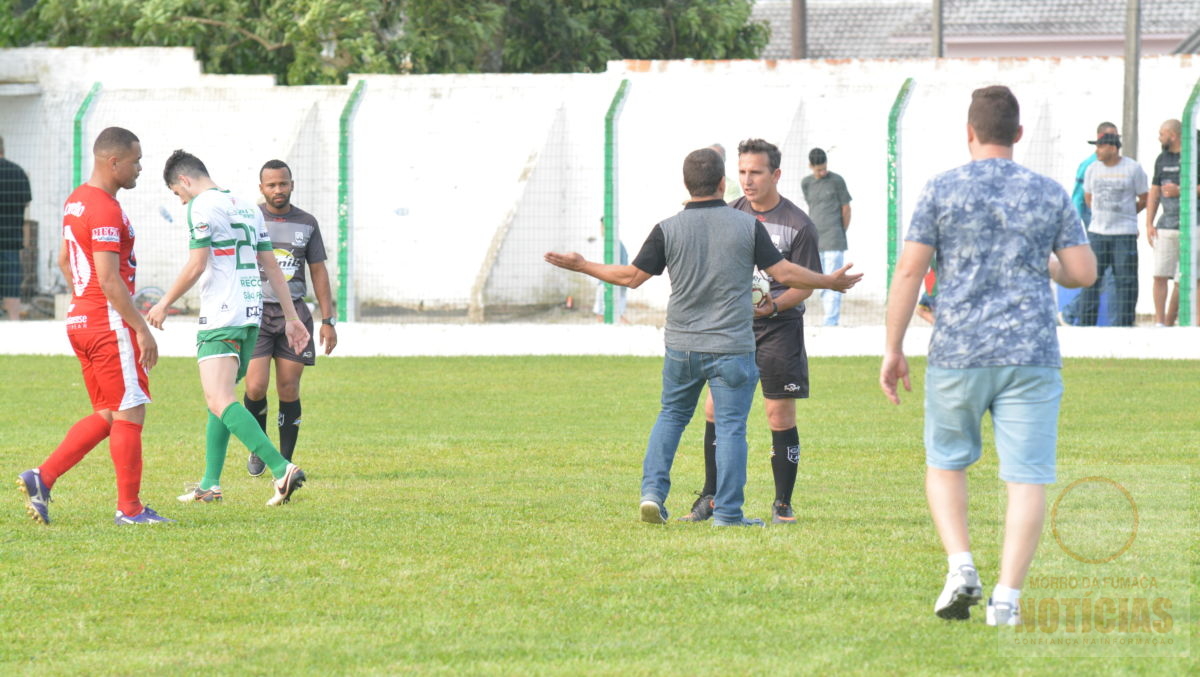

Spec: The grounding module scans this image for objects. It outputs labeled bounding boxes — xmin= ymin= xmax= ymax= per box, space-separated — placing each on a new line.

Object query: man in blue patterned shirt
xmin=880 ymin=86 xmax=1097 ymax=627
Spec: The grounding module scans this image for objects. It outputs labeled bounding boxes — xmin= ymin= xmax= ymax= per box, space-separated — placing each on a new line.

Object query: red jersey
xmin=62 ymin=184 xmax=137 ymax=334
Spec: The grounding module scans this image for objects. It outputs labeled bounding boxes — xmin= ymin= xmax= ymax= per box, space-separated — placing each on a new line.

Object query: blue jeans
xmin=641 ymin=348 xmax=759 ymax=522
xmin=820 ymin=250 xmax=844 ymax=326
xmin=1075 ymin=233 xmax=1138 ymax=326
xmin=0 ymin=249 xmax=20 ymax=298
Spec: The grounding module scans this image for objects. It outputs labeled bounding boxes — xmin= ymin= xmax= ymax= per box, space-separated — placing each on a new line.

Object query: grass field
xmin=0 ymin=354 xmax=1196 ymax=675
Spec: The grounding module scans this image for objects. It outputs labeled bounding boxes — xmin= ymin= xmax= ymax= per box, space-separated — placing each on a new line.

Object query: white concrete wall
xmin=3 ymin=48 xmax=1199 ymax=322
xmin=347 ymin=72 xmax=617 ymax=312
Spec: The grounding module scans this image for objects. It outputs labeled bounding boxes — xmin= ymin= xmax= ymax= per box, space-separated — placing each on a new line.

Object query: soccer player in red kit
xmin=16 ymin=127 xmax=172 ymax=525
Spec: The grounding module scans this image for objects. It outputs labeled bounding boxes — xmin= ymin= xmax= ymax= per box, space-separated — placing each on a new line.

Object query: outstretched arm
xmin=763 ymin=259 xmax=861 ymax=292
xmin=544 ymin=252 xmax=653 ymax=289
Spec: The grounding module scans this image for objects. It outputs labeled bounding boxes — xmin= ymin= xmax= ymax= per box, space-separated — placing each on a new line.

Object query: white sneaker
xmin=934 ymin=565 xmax=983 ymax=620
xmin=266 ymin=463 xmax=306 ymax=506
xmin=177 ymin=483 xmax=222 ymax=503
xmin=986 ymin=597 xmax=1021 ymax=626
xmin=639 ymin=499 xmax=667 ymax=524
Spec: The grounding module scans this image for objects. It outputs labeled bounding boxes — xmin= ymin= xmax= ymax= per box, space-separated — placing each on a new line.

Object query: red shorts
xmin=69 ymin=327 xmax=151 ymax=411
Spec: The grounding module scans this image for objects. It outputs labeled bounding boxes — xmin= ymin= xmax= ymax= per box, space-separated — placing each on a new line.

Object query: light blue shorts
xmin=924 ymin=366 xmax=1062 ymax=484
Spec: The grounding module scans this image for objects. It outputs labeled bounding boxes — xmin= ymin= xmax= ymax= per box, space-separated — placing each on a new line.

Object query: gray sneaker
xmin=935 ymin=565 xmax=983 ymax=620
xmin=770 ymin=500 xmax=796 ymax=525
xmin=639 ymin=499 xmax=667 ymax=524
xmin=677 ymin=492 xmax=714 ymax=522
xmin=713 ymin=517 xmax=766 ymax=527
xmin=247 ymin=453 xmax=266 ymax=477
xmin=987 ymin=597 xmax=1022 ymax=626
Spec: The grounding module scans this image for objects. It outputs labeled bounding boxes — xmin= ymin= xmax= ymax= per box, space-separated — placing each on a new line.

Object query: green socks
xmin=220 ymin=402 xmax=290 ymax=479
xmin=201 ymin=411 xmax=230 ymax=491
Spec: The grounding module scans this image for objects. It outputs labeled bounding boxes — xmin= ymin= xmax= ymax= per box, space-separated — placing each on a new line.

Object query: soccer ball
xmin=751 ymin=273 xmax=771 ymax=307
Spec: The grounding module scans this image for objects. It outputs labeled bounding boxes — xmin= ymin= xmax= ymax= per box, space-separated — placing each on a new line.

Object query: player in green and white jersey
xmin=147 ymin=150 xmax=309 ymax=507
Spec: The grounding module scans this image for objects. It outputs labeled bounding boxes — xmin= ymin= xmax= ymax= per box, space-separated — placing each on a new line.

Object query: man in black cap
xmin=1079 ymin=131 xmax=1148 ymax=326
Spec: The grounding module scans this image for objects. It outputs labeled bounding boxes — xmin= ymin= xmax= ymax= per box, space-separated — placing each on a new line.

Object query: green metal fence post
xmin=602 ymin=79 xmax=630 ymax=325
xmin=72 ymin=82 xmax=102 ymax=188
xmin=1179 ymin=79 xmax=1199 ymax=326
xmin=886 ymin=78 xmax=914 ymax=292
xmin=337 ymin=80 xmax=367 ymax=323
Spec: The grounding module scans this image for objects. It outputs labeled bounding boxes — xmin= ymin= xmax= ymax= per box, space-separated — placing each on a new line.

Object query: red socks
xmin=39 ymin=413 xmax=112 ymax=487
xmin=109 ymin=420 xmax=144 ymax=517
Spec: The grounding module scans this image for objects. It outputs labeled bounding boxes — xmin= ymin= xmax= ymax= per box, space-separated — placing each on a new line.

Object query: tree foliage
xmin=1 ymin=0 xmax=768 ymax=84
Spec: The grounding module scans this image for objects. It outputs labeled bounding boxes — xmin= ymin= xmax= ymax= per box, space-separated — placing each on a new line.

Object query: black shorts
xmin=753 ymin=316 xmax=808 ymax=399
xmin=251 ymin=301 xmax=317 ymax=365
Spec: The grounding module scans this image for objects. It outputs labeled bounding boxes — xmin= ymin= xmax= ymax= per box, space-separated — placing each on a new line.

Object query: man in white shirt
xmin=1079 ymin=133 xmax=1148 ymax=326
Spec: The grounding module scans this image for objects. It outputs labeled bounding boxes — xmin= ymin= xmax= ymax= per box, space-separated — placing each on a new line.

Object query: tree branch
xmin=180 ymin=16 xmax=284 ymax=51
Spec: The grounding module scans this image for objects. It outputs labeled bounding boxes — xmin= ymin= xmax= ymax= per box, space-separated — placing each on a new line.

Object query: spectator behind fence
xmin=801 ymin=147 xmax=852 ymax=326
xmin=1060 ymin=122 xmax=1116 ymax=326
xmin=1144 ymin=119 xmax=1194 ymax=327
xmin=0 ymin=136 xmax=32 ymax=321
xmin=1080 ymin=132 xmax=1148 ymax=327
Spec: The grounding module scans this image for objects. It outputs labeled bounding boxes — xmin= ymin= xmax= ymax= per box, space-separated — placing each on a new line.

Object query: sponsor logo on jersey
xmin=220 ymin=303 xmax=230 ymax=312
xmin=193 ymin=221 xmax=211 ymax=237
xmin=292 ymin=232 xmax=306 ymax=246
xmin=214 ymin=247 xmax=236 ymax=256
xmin=199 ymin=316 xmax=207 ymax=325
xmin=92 ymin=226 xmax=121 ymax=243
xmin=64 ymin=202 xmax=85 ymax=217
xmin=65 ymin=315 xmax=87 ymax=326
xmin=274 ymin=248 xmax=298 ymax=280
xmin=246 ymin=306 xmax=262 ymax=318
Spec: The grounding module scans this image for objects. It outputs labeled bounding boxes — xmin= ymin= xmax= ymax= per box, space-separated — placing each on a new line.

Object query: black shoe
xmin=677 ymin=492 xmax=714 ymax=522
xmin=771 ymin=499 xmax=796 ymax=525
xmin=247 ymin=453 xmax=266 ymax=477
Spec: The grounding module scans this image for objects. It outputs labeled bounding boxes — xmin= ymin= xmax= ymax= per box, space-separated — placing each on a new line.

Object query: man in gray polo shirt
xmin=545 ymin=148 xmax=861 ymax=526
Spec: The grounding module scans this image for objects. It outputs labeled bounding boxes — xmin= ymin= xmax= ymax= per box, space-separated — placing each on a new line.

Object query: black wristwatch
xmin=322 ymin=317 xmax=336 ymax=327
xmin=768 ymin=300 xmax=779 ymax=319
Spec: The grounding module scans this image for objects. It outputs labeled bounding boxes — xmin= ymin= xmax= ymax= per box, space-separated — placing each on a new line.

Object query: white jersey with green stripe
xmin=186 ymin=188 xmax=273 ymax=330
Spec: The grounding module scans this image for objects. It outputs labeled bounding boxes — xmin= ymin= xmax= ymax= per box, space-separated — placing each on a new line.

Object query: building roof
xmin=752 ymin=0 xmax=1200 ymax=59
xmin=754 ymin=1 xmax=929 ymax=59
